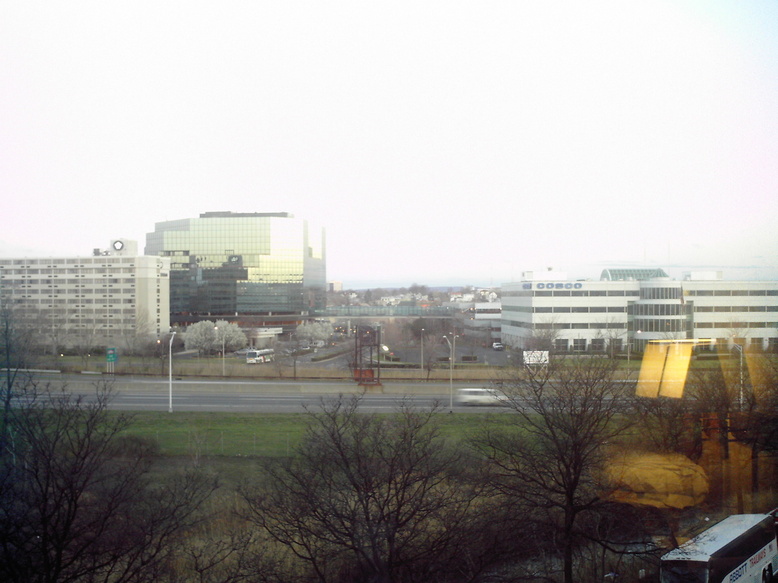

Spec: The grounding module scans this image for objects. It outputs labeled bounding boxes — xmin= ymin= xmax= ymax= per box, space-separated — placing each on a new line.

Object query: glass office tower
xmin=145 ymin=212 xmax=325 ymax=323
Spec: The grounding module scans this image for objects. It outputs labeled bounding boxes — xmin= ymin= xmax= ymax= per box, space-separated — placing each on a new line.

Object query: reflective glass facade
xmin=145 ymin=212 xmax=325 ymax=320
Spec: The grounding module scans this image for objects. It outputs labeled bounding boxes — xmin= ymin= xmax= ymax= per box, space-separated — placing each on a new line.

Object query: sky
xmin=2 ymin=1 xmax=777 ymax=289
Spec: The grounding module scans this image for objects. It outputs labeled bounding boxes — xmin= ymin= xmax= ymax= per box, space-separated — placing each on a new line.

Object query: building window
xmin=640 ymin=287 xmax=681 ymax=300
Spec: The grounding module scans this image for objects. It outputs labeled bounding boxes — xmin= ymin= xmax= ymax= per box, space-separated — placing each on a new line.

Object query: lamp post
xmin=214 ymin=325 xmax=226 ymax=376
xmin=221 ymin=332 xmax=225 ymax=376
xmin=443 ymin=334 xmax=457 ymax=413
xmin=420 ymin=328 xmax=425 ymax=379
xmin=626 ymin=328 xmax=630 ymax=363
xmin=627 ymin=329 xmax=642 ymax=363
xmin=732 ymin=342 xmax=744 ymax=410
xmin=168 ymin=331 xmax=176 ymax=413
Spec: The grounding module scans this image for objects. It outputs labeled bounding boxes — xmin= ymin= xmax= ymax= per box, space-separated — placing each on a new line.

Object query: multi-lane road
xmin=33 ymin=373 xmax=495 ymax=413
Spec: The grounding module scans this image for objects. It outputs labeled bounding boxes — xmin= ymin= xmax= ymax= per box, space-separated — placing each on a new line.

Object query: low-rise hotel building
xmin=0 ymin=240 xmax=170 ymax=351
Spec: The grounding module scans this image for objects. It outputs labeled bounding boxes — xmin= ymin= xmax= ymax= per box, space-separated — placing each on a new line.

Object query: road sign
xmin=106 ymin=348 xmax=117 ymax=363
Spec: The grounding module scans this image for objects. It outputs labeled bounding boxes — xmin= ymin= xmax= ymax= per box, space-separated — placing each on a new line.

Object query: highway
xmin=31 ymin=373 xmax=499 ymax=413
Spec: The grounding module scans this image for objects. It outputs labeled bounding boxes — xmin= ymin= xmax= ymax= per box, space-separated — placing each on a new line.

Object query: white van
xmin=456 ymin=388 xmax=508 ymax=406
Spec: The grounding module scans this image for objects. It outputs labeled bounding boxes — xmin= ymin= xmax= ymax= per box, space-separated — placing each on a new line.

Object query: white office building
xmin=0 ymin=240 xmax=170 ymax=351
xmin=501 ymin=268 xmax=778 ymax=353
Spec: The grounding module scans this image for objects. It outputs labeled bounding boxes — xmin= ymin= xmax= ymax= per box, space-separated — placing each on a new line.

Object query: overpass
xmin=312 ymin=306 xmax=455 ymax=318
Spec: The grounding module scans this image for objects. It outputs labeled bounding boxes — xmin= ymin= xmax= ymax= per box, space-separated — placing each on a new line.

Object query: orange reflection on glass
xmin=636 ymin=340 xmax=699 ymax=399
xmin=658 ymin=342 xmax=693 ymax=398
xmin=636 ymin=342 xmax=666 ymax=398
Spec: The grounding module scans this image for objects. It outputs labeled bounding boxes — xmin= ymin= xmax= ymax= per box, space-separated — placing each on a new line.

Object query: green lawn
xmin=123 ymin=410 xmax=509 ymax=458
xmin=125 ymin=411 xmax=311 ymax=457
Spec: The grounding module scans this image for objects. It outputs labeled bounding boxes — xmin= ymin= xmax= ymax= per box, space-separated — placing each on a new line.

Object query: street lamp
xmin=168 ymin=331 xmax=176 ymax=413
xmin=214 ymin=325 xmax=226 ymax=376
xmin=443 ymin=334 xmax=457 ymax=413
xmin=420 ymin=328 xmax=425 ymax=378
xmin=732 ymin=342 xmax=745 ymax=410
xmin=627 ymin=329 xmax=642 ymax=363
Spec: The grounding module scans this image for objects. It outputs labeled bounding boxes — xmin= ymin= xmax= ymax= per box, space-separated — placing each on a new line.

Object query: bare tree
xmin=121 ymin=310 xmax=156 ymax=357
xmin=690 ymin=353 xmax=778 ymax=511
xmin=472 ymin=357 xmax=635 ymax=583
xmin=628 ymin=395 xmax=701 ymax=458
xmin=592 ymin=317 xmax=627 ymax=358
xmin=725 ymin=319 xmax=750 ymax=347
xmin=173 ymin=517 xmax=296 ymax=583
xmin=0 ymin=302 xmax=38 ymax=456
xmin=685 ymin=367 xmax=738 ymax=509
xmin=69 ymin=318 xmax=102 ymax=370
xmin=404 ymin=319 xmax=448 ymax=378
xmin=240 ymin=395 xmax=507 ymax=583
xmin=0 ymin=381 xmax=218 ymax=583
xmin=16 ymin=305 xmax=62 ymax=357
xmin=524 ymin=316 xmax=561 ymax=351
xmin=739 ymin=355 xmax=778 ymax=505
xmin=405 ymin=318 xmax=437 ymax=342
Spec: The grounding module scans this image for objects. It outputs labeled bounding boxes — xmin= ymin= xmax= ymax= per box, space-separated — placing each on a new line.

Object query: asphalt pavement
xmin=32 ymin=373 xmax=500 ymax=413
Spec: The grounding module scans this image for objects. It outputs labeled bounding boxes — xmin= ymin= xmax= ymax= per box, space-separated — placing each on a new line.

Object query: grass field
xmin=123 ymin=410 xmax=511 ymax=458
xmin=126 ymin=411 xmax=311 ymax=457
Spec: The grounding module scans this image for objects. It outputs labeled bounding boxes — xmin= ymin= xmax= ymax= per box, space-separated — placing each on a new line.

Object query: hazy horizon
xmin=2 ymin=1 xmax=777 ymax=286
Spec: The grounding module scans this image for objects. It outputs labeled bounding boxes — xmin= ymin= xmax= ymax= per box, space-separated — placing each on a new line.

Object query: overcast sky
xmin=2 ymin=1 xmax=777 ymax=289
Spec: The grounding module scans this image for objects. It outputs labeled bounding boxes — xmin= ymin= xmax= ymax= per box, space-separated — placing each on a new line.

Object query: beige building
xmin=0 ymin=239 xmax=170 ymax=351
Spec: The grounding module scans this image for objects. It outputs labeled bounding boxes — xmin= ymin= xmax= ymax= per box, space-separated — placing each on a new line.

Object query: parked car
xmin=456 ymin=387 xmax=508 ymax=406
xmin=492 ymin=342 xmax=504 ymax=351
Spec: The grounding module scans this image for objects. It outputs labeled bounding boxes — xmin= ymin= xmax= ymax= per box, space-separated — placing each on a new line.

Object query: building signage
xmin=523 ymin=282 xmax=584 ymax=290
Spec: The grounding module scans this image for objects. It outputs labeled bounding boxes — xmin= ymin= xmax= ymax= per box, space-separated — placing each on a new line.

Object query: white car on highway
xmin=456 ymin=387 xmax=509 ymax=406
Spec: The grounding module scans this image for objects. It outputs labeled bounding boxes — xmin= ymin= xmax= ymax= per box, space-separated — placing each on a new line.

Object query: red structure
xmin=353 ymin=325 xmax=382 ymax=386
